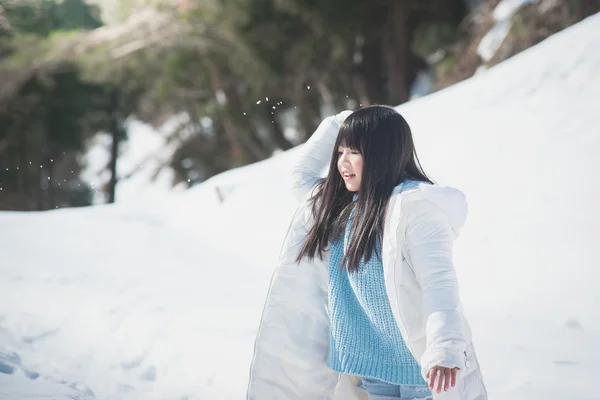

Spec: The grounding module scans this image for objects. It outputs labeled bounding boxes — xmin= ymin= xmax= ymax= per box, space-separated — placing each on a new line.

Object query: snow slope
xmin=1 ymin=12 xmax=600 ymax=400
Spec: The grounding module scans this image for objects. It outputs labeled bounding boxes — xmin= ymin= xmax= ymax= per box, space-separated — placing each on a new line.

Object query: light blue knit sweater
xmin=326 ymin=206 xmax=426 ymax=386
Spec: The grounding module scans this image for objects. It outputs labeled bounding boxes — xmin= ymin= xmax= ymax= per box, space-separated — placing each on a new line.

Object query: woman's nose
xmin=339 ymin=153 xmax=349 ymax=165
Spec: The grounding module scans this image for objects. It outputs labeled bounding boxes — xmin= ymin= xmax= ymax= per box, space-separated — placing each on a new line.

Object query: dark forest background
xmin=1 ymin=0 xmax=598 ymax=210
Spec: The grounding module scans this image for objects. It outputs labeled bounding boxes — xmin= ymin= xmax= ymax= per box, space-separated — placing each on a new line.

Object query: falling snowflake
xmin=256 ymin=100 xmax=261 ymax=104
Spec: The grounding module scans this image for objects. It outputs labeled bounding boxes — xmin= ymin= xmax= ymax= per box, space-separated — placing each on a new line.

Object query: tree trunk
xmin=262 ymin=102 xmax=293 ymax=150
xmin=205 ymin=61 xmax=256 ymax=165
xmin=354 ymin=36 xmax=385 ymax=106
xmin=222 ymin=83 xmax=274 ymax=158
xmin=34 ymin=115 xmax=47 ymax=211
xmin=46 ymin=156 xmax=55 ymax=209
xmin=382 ymin=1 xmax=412 ymax=105
xmin=352 ymin=74 xmax=372 ymax=107
xmin=18 ymin=124 xmax=27 ymax=201
xmin=108 ymin=89 xmax=121 ymax=204
xmin=35 ymin=155 xmax=44 ymax=211
xmin=270 ymin=117 xmax=294 ymax=150
xmin=297 ymin=84 xmax=322 ymax=142
xmin=222 ymin=117 xmax=263 ymax=163
xmin=462 ymin=0 xmax=484 ymax=12
xmin=246 ymin=125 xmax=269 ymax=158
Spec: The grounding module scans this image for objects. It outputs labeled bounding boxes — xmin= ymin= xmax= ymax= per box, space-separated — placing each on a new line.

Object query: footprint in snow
xmin=139 ymin=365 xmax=156 ymax=381
xmin=564 ymin=318 xmax=583 ymax=330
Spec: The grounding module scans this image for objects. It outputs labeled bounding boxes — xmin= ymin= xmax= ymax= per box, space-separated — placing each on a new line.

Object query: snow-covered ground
xmin=2 ymin=12 xmax=600 ymax=400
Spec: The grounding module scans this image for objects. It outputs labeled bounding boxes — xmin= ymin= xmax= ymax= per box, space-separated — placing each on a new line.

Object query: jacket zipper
xmin=394 ymin=251 xmax=418 ymax=364
xmin=390 ymin=189 xmax=421 ymax=364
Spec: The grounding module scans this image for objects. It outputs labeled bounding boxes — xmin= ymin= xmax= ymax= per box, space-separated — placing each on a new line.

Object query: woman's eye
xmin=351 ymin=151 xmax=360 ymax=155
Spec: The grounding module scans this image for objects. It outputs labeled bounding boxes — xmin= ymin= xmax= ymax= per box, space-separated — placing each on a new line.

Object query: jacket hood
xmin=396 ymin=180 xmax=468 ymax=235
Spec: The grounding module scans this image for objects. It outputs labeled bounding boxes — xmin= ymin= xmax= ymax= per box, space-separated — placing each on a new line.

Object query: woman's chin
xmin=344 ymin=184 xmax=359 ymax=192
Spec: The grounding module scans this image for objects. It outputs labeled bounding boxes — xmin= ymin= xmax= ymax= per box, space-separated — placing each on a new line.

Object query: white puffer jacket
xmin=247 ymin=111 xmax=488 ymax=400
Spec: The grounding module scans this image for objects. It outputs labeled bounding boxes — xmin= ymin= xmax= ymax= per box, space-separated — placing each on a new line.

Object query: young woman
xmin=247 ymin=106 xmax=487 ymax=400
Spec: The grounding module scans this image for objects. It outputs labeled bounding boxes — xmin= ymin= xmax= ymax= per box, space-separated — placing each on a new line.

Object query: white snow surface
xmin=2 ymin=12 xmax=600 ymax=400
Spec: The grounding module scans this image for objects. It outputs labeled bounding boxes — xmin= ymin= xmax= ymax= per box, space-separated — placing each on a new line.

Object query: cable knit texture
xmin=327 ymin=206 xmax=426 ymax=386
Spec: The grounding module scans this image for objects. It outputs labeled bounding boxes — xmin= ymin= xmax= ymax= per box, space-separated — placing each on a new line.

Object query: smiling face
xmin=337 ymin=145 xmax=363 ymax=192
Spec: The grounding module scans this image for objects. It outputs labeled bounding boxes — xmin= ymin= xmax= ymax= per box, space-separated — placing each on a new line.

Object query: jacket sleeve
xmin=404 ymin=199 xmax=468 ymax=378
xmin=291 ymin=110 xmax=353 ymax=202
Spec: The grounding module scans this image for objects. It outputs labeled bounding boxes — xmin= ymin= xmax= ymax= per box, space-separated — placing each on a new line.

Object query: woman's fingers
xmin=428 ymin=367 xmax=443 ymax=392
xmin=427 ymin=367 xmax=436 ymax=390
xmin=436 ymin=369 xmax=444 ymax=393
xmin=428 ymin=366 xmax=459 ymax=393
xmin=444 ymin=368 xmax=451 ymax=391
xmin=451 ymin=367 xmax=458 ymax=387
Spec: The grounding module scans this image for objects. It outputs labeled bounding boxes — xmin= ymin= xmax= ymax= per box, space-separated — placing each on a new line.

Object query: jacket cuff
xmin=420 ymin=346 xmax=467 ymax=381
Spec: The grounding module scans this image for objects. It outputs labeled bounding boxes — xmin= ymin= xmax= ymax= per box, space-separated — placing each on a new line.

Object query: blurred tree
xmin=0 ymin=0 xmax=107 ymax=210
xmin=0 ymin=0 xmax=101 ymax=36
xmin=2 ymin=0 xmax=594 ymax=209
xmin=35 ymin=0 xmax=468 ymax=187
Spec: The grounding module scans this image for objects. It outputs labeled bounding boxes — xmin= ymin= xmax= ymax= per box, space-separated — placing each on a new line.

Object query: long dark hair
xmin=296 ymin=105 xmax=432 ymax=272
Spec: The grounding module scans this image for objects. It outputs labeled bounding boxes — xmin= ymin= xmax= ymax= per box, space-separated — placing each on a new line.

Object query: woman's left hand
xmin=426 ymin=366 xmax=459 ymax=393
